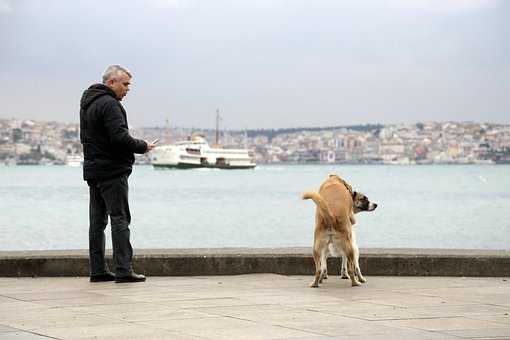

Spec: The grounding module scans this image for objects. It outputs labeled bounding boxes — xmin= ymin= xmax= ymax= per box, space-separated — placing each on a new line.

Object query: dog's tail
xmin=302 ymin=191 xmax=335 ymax=227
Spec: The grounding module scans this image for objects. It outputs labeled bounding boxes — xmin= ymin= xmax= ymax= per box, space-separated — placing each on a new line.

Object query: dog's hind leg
xmin=340 ymin=255 xmax=350 ymax=279
xmin=310 ymin=246 xmax=321 ymax=288
xmin=318 ymin=247 xmax=329 ymax=283
xmin=342 ymin=236 xmax=361 ymax=287
xmin=347 ymin=254 xmax=361 ymax=287
xmin=310 ymin=238 xmax=328 ymax=288
xmin=310 ymin=249 xmax=321 ymax=288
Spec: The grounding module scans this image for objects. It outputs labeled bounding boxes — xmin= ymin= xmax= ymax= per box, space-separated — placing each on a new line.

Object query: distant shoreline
xmin=3 ymin=162 xmax=510 ymax=167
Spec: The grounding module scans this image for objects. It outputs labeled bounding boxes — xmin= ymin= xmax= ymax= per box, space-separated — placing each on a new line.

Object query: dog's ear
xmin=349 ymin=214 xmax=356 ymax=225
xmin=352 ymin=191 xmax=357 ymax=199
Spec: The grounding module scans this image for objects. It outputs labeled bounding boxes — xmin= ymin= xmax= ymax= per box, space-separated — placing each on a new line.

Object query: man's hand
xmin=145 ymin=140 xmax=158 ymax=153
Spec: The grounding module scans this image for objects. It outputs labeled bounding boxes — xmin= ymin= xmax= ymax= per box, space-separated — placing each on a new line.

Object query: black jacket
xmin=79 ymin=84 xmax=147 ymax=181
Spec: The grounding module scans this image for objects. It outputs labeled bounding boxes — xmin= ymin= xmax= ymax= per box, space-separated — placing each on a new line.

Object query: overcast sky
xmin=0 ymin=0 xmax=509 ymax=129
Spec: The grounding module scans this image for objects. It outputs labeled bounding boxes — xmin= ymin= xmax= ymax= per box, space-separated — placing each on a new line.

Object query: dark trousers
xmin=88 ymin=175 xmax=133 ymax=277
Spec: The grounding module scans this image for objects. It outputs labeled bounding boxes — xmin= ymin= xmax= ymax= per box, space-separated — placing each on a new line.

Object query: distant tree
xmin=246 ymin=124 xmax=383 ymax=139
xmin=43 ymin=151 xmax=56 ymax=160
xmin=12 ymin=128 xmax=23 ymax=143
xmin=61 ymin=129 xmax=79 ymax=141
xmin=18 ymin=150 xmax=43 ymax=162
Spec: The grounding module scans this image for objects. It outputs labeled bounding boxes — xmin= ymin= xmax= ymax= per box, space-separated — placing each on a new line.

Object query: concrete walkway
xmin=0 ymin=275 xmax=509 ymax=339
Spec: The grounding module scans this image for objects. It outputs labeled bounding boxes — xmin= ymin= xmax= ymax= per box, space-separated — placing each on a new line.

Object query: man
xmin=79 ymin=65 xmax=156 ymax=283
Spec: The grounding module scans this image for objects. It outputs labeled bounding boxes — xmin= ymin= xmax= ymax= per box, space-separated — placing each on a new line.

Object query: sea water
xmin=0 ymin=164 xmax=509 ymax=251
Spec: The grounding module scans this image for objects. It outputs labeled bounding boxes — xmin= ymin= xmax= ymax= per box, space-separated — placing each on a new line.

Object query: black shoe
xmin=90 ymin=271 xmax=116 ymax=282
xmin=115 ymin=273 xmax=146 ymax=283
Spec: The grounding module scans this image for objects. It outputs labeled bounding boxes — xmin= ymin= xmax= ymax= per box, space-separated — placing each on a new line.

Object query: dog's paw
xmin=340 ymin=275 xmax=350 ymax=280
xmin=309 ymin=282 xmax=319 ymax=288
xmin=351 ymin=280 xmax=362 ymax=287
xmin=359 ymin=276 xmax=367 ymax=283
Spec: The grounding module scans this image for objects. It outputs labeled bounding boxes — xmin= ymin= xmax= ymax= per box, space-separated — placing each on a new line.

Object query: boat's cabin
xmin=175 ymin=135 xmax=209 ymax=147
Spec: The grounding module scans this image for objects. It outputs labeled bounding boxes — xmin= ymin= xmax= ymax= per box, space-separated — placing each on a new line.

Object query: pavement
xmin=0 ymin=275 xmax=509 ymax=339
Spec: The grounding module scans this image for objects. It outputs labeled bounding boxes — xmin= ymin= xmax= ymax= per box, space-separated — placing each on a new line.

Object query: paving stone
xmin=0 ymin=324 xmax=18 ymax=333
xmin=0 ymin=275 xmax=508 ymax=339
xmin=32 ymin=324 xmax=197 ymax=340
xmin=0 ymin=331 xmax=54 ymax=339
xmin=442 ymin=327 xmax=510 ymax=338
xmin=375 ymin=316 xmax=510 ymax=332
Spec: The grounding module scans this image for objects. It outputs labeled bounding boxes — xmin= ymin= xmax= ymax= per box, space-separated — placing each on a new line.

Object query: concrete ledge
xmin=0 ymin=248 xmax=509 ymax=277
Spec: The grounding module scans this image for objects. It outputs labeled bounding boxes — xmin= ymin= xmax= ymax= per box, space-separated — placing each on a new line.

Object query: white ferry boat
xmin=151 ymin=136 xmax=256 ymax=169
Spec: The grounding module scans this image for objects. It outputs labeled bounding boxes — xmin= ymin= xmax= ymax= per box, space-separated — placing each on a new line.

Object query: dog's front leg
xmin=352 ymin=234 xmax=366 ymax=283
xmin=354 ymin=249 xmax=366 ymax=283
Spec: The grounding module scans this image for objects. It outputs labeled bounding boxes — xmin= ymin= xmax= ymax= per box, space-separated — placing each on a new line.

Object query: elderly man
xmin=79 ymin=65 xmax=156 ymax=283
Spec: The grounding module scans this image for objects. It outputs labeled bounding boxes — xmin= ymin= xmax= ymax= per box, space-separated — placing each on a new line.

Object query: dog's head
xmin=352 ymin=191 xmax=377 ymax=213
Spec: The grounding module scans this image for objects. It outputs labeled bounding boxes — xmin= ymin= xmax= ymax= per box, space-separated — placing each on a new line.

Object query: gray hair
xmin=102 ymin=65 xmax=132 ymax=83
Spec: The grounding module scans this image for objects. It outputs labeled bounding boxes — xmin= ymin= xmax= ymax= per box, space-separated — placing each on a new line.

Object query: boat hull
xmin=153 ymin=162 xmax=256 ymax=170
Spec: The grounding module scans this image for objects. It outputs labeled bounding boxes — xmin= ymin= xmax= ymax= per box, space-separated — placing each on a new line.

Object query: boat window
xmin=186 ymin=148 xmax=201 ymax=155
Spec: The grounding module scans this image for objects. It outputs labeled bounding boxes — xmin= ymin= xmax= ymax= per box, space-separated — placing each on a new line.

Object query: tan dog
xmin=303 ymin=174 xmax=377 ymax=287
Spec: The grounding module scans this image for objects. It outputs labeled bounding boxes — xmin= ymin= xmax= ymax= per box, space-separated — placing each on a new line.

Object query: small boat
xmin=151 ymin=135 xmax=256 ymax=169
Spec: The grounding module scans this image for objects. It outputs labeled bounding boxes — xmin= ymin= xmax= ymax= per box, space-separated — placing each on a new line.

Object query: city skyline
xmin=2 ymin=117 xmax=509 ymax=166
xmin=1 ymin=0 xmax=509 ymax=129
